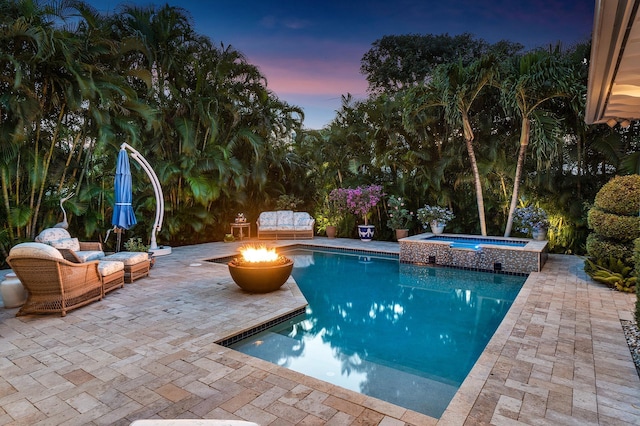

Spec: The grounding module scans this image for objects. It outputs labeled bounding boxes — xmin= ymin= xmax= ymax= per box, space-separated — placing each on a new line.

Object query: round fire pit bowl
xmin=228 ymin=258 xmax=294 ymax=293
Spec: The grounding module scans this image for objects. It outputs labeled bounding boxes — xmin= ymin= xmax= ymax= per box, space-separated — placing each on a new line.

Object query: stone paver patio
xmin=0 ymin=238 xmax=638 ymax=425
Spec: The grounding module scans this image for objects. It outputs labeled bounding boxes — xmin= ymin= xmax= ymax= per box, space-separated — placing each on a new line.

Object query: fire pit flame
xmin=239 ymin=245 xmax=279 ymax=263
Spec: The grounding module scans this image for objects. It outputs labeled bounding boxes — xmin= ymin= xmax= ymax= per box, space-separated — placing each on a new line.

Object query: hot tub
xmin=399 ymin=233 xmax=548 ymax=274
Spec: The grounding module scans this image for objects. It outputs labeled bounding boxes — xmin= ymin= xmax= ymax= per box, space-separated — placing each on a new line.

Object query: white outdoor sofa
xmin=256 ymin=210 xmax=315 ymax=240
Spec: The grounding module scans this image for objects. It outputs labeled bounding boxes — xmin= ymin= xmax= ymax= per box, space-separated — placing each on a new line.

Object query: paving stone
xmin=154 ymin=383 xmax=192 ymax=402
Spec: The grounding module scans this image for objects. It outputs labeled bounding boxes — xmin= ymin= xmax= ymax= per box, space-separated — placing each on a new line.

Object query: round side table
xmin=1 ymin=273 xmax=28 ymax=308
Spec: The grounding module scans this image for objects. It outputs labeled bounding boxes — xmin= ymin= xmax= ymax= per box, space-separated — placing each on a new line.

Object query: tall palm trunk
xmin=1 ymin=169 xmax=14 ymax=242
xmin=504 ymin=117 xmax=530 ymax=236
xmin=462 ymin=112 xmax=487 ymax=236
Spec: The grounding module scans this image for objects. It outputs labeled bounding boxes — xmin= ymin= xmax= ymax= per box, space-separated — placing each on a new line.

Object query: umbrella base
xmin=150 ymin=246 xmax=172 ymax=256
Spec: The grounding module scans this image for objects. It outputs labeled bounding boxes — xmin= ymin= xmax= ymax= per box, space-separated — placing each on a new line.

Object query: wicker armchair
xmin=6 ymin=243 xmax=103 ymax=317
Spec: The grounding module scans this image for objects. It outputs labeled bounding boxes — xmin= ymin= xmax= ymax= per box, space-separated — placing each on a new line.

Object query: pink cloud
xmin=257 ymin=60 xmax=368 ymax=96
xmin=244 ymin=39 xmax=370 ymax=98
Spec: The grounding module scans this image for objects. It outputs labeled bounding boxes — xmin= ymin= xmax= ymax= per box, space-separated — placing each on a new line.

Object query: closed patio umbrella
xmin=111 ymin=148 xmax=137 ymax=251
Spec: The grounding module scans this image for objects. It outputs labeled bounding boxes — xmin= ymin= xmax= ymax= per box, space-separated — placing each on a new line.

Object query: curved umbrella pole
xmin=121 ymin=143 xmax=172 ymax=256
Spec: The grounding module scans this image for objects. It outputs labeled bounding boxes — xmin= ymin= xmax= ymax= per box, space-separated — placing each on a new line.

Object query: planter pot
xmin=395 ymin=229 xmax=409 ymax=240
xmin=147 ymin=252 xmax=156 ymax=269
xmin=228 ymin=259 xmax=294 ymax=293
xmin=430 ymin=221 xmax=445 ymax=235
xmin=326 ymin=225 xmax=337 ymax=239
xmin=357 ymin=225 xmax=375 ymax=241
xmin=532 ymin=227 xmax=547 ymax=241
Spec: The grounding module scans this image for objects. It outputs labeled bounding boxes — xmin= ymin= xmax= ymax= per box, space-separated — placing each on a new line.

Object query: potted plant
xmin=123 ymin=237 xmax=156 ymax=268
xmin=513 ymin=205 xmax=550 ymax=240
xmin=316 ymin=194 xmax=344 ymax=239
xmin=386 ymin=195 xmax=414 ymax=240
xmin=416 ymin=205 xmax=455 ymax=234
xmin=124 ymin=237 xmax=150 ymax=252
xmin=331 ymin=185 xmax=384 ymax=241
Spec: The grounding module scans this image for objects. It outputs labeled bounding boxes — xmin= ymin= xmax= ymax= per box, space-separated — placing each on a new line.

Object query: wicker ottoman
xmin=103 ymin=252 xmax=150 ymax=283
xmin=98 ymin=260 xmax=125 ymax=294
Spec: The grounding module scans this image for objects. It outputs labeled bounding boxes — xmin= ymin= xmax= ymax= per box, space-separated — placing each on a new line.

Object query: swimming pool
xmin=229 ymin=248 xmax=526 ymax=418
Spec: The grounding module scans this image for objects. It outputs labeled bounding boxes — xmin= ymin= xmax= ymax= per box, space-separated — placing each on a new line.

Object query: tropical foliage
xmin=0 ymin=0 xmax=303 ymax=261
xmin=1 ymin=0 xmax=637 ymax=267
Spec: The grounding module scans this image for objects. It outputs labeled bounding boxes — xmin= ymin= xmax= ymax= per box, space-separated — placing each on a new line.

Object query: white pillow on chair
xmin=49 ymin=237 xmax=81 ymax=251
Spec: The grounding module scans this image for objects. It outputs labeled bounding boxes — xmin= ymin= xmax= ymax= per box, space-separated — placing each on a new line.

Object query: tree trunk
xmin=504 ymin=117 xmax=530 ymax=237
xmin=462 ymin=114 xmax=487 ymax=236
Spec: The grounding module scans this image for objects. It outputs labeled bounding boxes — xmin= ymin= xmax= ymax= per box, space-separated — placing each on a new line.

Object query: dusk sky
xmin=85 ymin=0 xmax=595 ymax=129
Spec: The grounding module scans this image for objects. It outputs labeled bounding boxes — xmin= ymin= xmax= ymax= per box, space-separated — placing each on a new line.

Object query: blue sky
xmin=86 ymin=0 xmax=594 ymax=129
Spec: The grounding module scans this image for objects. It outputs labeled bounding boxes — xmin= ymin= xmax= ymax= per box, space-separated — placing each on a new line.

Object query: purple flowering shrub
xmin=329 ymin=185 xmax=384 ymax=226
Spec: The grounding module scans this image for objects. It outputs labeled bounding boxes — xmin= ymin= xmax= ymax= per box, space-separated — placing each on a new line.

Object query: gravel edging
xmin=621 ymin=320 xmax=640 ymax=378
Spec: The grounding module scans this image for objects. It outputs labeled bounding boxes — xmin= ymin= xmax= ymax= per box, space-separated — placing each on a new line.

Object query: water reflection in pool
xmin=231 ymin=248 xmax=526 ymax=418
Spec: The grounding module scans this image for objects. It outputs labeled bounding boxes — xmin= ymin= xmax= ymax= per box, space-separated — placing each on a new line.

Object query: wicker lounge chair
xmin=6 ymin=242 xmax=103 ymax=317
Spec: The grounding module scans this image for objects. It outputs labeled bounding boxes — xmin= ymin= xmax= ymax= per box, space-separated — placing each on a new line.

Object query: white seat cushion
xmin=9 ymin=242 xmax=64 ymax=259
xmin=75 ymin=250 xmax=105 ymax=262
xmin=97 ymin=260 xmax=124 ymax=276
xmin=104 ymin=251 xmax=148 ymax=265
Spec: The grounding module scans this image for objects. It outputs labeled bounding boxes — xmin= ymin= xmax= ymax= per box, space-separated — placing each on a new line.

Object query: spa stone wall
xmin=399 ymin=239 xmax=548 ymax=274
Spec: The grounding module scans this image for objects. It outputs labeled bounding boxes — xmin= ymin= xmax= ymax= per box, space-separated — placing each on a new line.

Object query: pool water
xmin=428 ymin=235 xmax=528 ymax=247
xmin=230 ymin=248 xmax=526 ymax=418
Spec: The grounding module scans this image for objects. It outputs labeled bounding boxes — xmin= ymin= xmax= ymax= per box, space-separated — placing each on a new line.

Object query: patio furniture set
xmin=4 ymin=227 xmax=151 ymax=317
xmin=5 ymin=209 xmax=316 ymax=317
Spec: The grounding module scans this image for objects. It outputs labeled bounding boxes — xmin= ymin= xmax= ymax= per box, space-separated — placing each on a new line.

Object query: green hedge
xmin=635 ymin=238 xmax=640 ymax=323
xmin=587 ymin=208 xmax=640 ymax=242
xmin=586 ymin=234 xmax=635 ymax=266
xmin=594 ymin=175 xmax=640 ymax=215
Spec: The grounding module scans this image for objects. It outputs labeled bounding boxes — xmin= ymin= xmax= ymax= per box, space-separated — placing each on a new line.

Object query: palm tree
xmin=500 ymin=48 xmax=581 ymax=236
xmin=403 ymin=56 xmax=497 ymax=235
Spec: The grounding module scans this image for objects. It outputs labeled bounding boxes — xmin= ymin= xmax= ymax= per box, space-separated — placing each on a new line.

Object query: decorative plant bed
xmin=399 ymin=233 xmax=548 ymax=274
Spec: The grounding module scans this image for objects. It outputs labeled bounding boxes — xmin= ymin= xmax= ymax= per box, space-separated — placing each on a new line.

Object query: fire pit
xmin=228 ymin=245 xmax=293 ymax=293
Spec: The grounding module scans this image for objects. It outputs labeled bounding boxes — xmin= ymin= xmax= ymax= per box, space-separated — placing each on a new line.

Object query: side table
xmin=230 ymin=222 xmax=251 ymax=240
